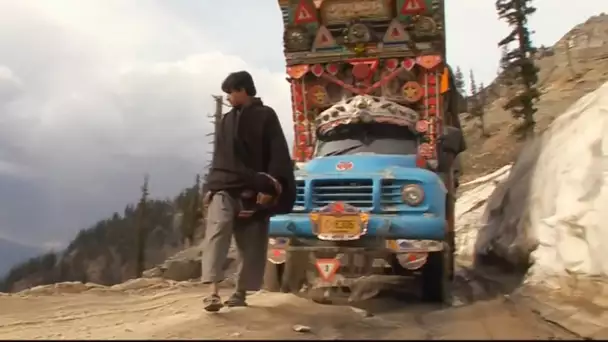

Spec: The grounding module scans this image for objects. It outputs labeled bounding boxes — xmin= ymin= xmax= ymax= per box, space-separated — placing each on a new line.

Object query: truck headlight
xmin=401 ymin=184 xmax=424 ymax=206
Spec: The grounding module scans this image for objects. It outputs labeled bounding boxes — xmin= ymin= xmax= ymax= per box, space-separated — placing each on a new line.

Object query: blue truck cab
xmin=273 ymin=154 xmax=447 ymax=240
xmin=267 ymin=0 xmax=463 ymax=303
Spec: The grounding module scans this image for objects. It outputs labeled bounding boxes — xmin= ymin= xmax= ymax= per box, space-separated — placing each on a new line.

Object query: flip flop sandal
xmin=203 ymin=294 xmax=223 ymax=312
xmin=224 ymin=292 xmax=248 ymax=307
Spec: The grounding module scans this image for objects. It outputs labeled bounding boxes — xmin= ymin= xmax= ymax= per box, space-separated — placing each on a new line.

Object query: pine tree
xmin=180 ymin=174 xmax=201 ymax=246
xmin=478 ymin=82 xmax=488 ymax=136
xmin=469 ymin=70 xmax=478 ymax=99
xmin=454 ymin=67 xmax=465 ymax=96
xmin=468 ymin=70 xmax=488 ymax=137
xmin=496 ymin=0 xmax=540 ymax=137
xmin=468 ymin=69 xmax=478 ymax=115
xmin=135 ymin=174 xmax=149 ymax=278
xmin=498 ymin=45 xmax=515 ymax=86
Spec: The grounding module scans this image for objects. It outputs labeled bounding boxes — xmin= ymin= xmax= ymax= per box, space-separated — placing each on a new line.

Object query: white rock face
xmin=527 ymin=81 xmax=608 ymax=281
xmin=456 ymin=81 xmax=608 ymax=282
xmin=454 ymin=165 xmax=511 ymax=260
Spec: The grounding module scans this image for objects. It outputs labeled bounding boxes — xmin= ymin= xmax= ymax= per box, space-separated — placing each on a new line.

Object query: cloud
xmin=0 ymin=66 xmax=23 ymax=105
xmin=0 ymin=0 xmax=291 ymax=245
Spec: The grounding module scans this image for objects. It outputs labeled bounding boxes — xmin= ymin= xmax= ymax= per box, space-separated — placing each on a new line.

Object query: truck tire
xmin=446 ymin=194 xmax=456 ymax=281
xmin=281 ymin=249 xmax=308 ymax=293
xmin=421 ymin=246 xmax=452 ymax=303
xmin=262 ymin=261 xmax=283 ymax=292
xmin=262 ymin=250 xmax=308 ymax=293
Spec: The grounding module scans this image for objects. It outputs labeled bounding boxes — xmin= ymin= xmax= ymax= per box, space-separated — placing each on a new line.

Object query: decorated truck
xmin=264 ymin=0 xmax=466 ymax=303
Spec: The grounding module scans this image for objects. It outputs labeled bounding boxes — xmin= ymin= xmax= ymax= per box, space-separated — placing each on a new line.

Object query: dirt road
xmin=0 ymin=272 xmax=579 ymax=340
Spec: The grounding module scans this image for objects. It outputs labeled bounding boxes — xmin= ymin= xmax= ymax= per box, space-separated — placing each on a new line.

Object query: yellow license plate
xmin=318 ymin=215 xmax=361 ymax=235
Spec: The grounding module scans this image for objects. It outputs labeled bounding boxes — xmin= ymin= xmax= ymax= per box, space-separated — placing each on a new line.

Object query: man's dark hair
xmin=221 ymin=71 xmax=257 ymax=96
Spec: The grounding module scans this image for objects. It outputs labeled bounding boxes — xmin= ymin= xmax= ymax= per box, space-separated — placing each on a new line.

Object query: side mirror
xmin=441 ymin=126 xmax=465 ymax=155
xmin=293 ymin=161 xmax=306 ymax=171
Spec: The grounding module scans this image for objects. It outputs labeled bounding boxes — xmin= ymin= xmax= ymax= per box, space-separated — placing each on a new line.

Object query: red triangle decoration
xmin=312 ymin=26 xmax=337 ymax=50
xmin=400 ymin=0 xmax=426 ymax=15
xmin=383 ymin=19 xmax=409 ymax=43
xmin=294 ymin=0 xmax=317 ymax=24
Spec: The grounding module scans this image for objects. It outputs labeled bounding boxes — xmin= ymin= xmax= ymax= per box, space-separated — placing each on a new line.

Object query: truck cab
xmin=265 ymin=0 xmax=464 ymax=303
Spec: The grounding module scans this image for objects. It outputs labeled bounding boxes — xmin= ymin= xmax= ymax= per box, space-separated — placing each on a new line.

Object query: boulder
xmin=468 ymin=81 xmax=608 ymax=282
xmin=143 ymin=239 xmax=239 ymax=282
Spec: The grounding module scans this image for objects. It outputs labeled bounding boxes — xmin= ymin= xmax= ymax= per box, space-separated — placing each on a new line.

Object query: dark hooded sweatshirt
xmin=204 ymin=98 xmax=296 ymax=217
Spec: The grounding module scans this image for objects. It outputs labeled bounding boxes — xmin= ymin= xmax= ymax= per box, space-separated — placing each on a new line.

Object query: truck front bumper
xmin=268 ymin=213 xmax=445 ymax=240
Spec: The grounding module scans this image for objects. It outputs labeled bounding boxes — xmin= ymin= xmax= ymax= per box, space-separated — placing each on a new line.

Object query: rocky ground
xmin=0 ymin=267 xmax=592 ymax=340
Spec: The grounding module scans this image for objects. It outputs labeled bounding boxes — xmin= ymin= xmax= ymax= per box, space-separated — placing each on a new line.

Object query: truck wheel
xmin=421 ymin=246 xmax=452 ymax=303
xmin=262 ymin=260 xmax=283 ymax=292
xmin=262 ymin=251 xmax=308 ymax=293
xmin=447 ymin=231 xmax=455 ymax=280
xmin=281 ymin=250 xmax=308 ymax=293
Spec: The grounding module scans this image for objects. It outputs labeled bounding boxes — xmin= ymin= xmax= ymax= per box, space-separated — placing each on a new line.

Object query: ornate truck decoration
xmin=315 ymin=95 xmax=420 ymax=135
xmin=280 ymin=0 xmax=448 ymax=167
xmin=309 ymin=201 xmax=370 ymax=241
xmin=267 ymin=0 xmax=459 ymax=304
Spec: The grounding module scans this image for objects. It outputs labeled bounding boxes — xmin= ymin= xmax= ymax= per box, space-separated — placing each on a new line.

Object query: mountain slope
xmin=0 ymin=238 xmax=41 ymax=277
xmin=0 ymin=185 xmax=203 ymax=293
xmin=460 ymin=13 xmax=608 ymax=181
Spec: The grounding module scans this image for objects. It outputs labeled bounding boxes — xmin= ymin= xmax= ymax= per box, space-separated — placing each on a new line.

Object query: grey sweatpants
xmin=200 ymin=191 xmax=269 ymax=292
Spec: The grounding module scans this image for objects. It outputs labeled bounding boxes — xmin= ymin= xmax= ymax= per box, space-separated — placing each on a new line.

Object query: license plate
xmin=318 ymin=215 xmax=361 ymax=235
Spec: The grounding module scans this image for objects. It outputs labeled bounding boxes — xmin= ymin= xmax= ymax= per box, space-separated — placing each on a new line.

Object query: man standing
xmin=201 ymin=71 xmax=296 ymax=312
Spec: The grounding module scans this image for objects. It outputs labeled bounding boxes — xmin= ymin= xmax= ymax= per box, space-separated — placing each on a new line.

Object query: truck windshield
xmin=315 ymin=123 xmax=417 ymax=157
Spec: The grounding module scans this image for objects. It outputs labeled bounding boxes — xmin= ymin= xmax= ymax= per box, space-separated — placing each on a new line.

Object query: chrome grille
xmin=295 ymin=180 xmax=305 ymax=208
xmin=311 ymin=179 xmax=373 ymax=209
xmin=381 ymin=179 xmax=403 ymax=209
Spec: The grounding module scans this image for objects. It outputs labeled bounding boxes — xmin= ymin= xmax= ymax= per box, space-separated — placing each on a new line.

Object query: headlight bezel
xmin=401 ymin=184 xmax=424 ymax=206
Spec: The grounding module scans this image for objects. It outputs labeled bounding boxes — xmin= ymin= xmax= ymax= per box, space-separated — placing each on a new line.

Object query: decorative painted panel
xmin=278 ymin=0 xmax=447 ymax=162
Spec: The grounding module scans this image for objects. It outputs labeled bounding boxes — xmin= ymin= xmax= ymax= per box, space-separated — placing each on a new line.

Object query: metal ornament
xmin=287 ymin=65 xmax=310 ymax=79
xmin=336 ymin=161 xmax=354 ymax=171
xmin=385 ymin=59 xmax=399 ymax=71
xmin=344 ymin=22 xmax=372 ymax=45
xmin=311 ymin=64 xmax=324 ymax=76
xmin=307 ymin=85 xmax=328 ymax=107
xmin=418 ymin=143 xmax=433 ymax=158
xmin=413 ymin=16 xmax=439 ymax=38
xmin=415 ymin=120 xmax=429 ymax=133
xmin=402 ymin=81 xmax=423 ymax=103
xmin=402 ymin=58 xmax=416 ymax=70
xmin=326 ymin=63 xmax=340 ymax=75
xmin=416 ymin=55 xmax=442 ymax=69
xmin=284 ymin=27 xmax=311 ymax=52
xmin=309 ymin=202 xmax=369 ymax=241
xmin=316 ymin=95 xmax=420 ymax=135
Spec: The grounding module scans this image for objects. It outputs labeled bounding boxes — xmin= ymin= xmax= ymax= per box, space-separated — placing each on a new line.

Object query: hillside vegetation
xmin=0 ymin=182 xmax=203 ymax=292
xmin=460 ymin=13 xmax=608 ymax=181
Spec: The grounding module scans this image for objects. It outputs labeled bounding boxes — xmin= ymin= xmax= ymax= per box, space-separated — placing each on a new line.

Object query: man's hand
xmin=254 ymin=172 xmax=283 ymax=196
xmin=256 ymin=192 xmax=274 ymax=205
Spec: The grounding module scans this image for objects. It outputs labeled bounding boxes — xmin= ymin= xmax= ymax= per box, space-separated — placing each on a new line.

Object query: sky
xmin=0 ymin=0 xmax=604 ymax=248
